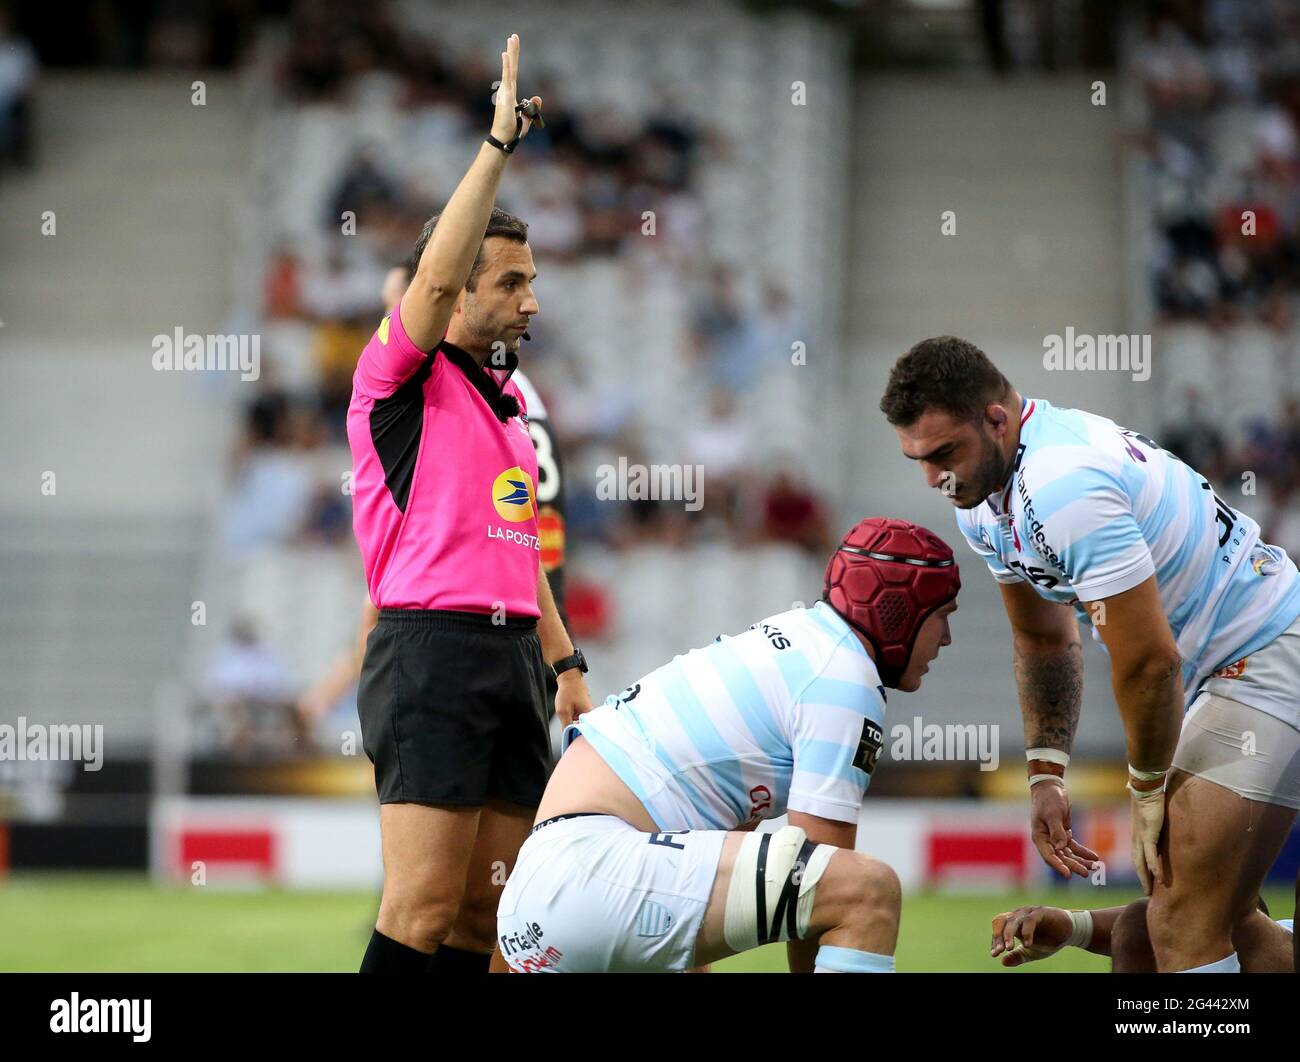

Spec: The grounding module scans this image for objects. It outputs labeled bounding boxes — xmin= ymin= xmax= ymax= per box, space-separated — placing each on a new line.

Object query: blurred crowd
xmin=1136 ymin=0 xmax=1300 ymax=558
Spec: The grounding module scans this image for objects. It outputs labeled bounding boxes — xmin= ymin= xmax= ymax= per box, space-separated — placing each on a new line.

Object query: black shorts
xmin=357 ymin=609 xmax=552 ymax=807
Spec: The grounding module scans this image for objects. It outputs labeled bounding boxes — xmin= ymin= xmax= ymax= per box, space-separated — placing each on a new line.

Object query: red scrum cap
xmin=822 ymin=517 xmax=960 ymax=688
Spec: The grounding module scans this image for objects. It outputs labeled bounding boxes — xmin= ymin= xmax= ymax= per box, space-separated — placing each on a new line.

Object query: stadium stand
xmin=1132 ymin=3 xmax=1300 ymax=561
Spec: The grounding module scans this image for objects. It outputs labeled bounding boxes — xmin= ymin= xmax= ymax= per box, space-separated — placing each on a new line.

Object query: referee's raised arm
xmin=402 ymin=34 xmax=542 ymax=352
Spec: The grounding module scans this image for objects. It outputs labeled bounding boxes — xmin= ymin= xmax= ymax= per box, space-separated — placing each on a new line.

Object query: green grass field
xmin=0 ymin=874 xmax=1292 ymax=972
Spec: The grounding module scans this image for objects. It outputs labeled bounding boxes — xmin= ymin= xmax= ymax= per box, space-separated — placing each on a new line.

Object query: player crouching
xmin=497 ymin=517 xmax=961 ymax=972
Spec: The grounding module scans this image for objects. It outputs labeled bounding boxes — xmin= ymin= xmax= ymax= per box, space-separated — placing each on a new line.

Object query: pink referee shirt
xmin=347 ymin=297 xmax=541 ymax=617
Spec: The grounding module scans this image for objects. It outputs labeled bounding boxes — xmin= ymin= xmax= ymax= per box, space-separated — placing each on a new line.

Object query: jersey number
xmin=1006 ymin=559 xmax=1059 ymax=589
xmin=529 ymin=422 xmax=560 ymax=505
xmin=1201 ymin=479 xmax=1238 ymax=549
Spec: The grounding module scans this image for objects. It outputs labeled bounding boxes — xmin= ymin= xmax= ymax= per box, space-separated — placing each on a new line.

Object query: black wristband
xmin=486 ymin=100 xmax=542 ymax=156
xmin=551 ymin=648 xmax=588 ymax=678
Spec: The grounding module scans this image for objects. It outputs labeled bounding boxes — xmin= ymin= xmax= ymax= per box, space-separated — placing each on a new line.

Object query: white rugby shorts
xmin=1174 ymin=616 xmax=1300 ymax=809
xmin=497 ymin=813 xmax=726 ymax=973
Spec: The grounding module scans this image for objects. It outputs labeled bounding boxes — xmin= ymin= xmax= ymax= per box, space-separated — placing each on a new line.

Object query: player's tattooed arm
xmin=999 ymin=582 xmax=1098 ymax=880
xmin=1013 ymin=637 xmax=1083 ymax=751
xmin=999 ymin=581 xmax=1083 ymax=753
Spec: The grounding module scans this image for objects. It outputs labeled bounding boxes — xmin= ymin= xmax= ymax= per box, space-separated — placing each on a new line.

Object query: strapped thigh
xmin=722 ymin=825 xmax=837 ymax=953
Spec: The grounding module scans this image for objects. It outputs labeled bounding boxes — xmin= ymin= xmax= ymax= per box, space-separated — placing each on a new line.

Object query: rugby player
xmin=880 ymin=336 xmax=1300 ymax=973
xmin=497 ymin=517 xmax=961 ymax=973
xmin=988 ymin=899 xmax=1293 ymax=973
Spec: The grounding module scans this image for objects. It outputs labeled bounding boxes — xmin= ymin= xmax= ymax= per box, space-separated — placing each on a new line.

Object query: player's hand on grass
xmin=1128 ymin=777 xmax=1166 ymax=895
xmin=555 ymin=670 xmax=593 ymax=727
xmin=1030 ymin=779 xmax=1101 ymax=879
xmin=491 ymin=34 xmax=543 ymax=148
xmin=990 ymin=905 xmax=1072 ymax=966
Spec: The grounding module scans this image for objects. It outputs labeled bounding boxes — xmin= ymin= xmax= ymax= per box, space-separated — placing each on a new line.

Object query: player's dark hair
xmin=879 ymin=336 xmax=1013 ymax=427
xmin=407 ymin=207 xmax=529 ymax=293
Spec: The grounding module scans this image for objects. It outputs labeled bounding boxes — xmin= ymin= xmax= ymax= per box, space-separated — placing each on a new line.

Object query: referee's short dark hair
xmin=408 ymin=207 xmax=529 ymax=292
xmin=879 ymin=336 xmax=1012 ymax=427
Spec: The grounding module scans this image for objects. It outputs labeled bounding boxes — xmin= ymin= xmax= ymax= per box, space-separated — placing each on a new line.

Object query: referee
xmin=346 ymin=35 xmax=592 ymax=974
xmin=297 ymin=256 xmax=574 ymax=970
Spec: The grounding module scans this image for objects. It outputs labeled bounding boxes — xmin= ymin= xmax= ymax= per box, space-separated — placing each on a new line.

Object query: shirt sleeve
xmin=352 ymin=295 xmax=430 ymax=399
xmin=956 ymin=515 xmax=1019 ymax=584
xmin=787 ymin=658 xmax=886 ymax=823
xmin=1035 ymin=466 xmax=1155 ymax=602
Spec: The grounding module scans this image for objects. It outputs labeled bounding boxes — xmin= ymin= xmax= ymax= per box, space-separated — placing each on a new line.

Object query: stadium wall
xmin=151 ymin=796 xmax=1300 ymax=891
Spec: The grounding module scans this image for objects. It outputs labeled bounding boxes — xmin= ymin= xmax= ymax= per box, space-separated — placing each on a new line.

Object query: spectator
xmin=203 ymin=618 xmax=301 ymax=756
xmin=1161 ymin=387 xmax=1228 ymax=483
xmin=761 ymin=468 xmax=832 ymax=556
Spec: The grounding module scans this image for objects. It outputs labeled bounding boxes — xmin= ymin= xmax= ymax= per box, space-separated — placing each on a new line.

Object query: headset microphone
xmin=522 ymin=331 xmax=531 ymax=341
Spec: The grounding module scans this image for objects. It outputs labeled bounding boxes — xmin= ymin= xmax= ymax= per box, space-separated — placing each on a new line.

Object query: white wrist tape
xmin=1026 ymin=748 xmax=1070 ymax=767
xmin=1065 ymin=909 xmax=1094 ymax=950
xmin=1029 ymin=773 xmax=1066 ymax=788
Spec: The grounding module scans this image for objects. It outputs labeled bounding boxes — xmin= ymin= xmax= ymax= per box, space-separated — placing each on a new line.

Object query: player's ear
xmin=984 ymin=403 xmax=1009 ymax=435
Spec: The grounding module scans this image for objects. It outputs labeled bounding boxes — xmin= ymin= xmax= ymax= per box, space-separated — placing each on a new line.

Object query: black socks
xmin=359 ymin=929 xmax=431 ymax=973
xmin=359 ymin=930 xmax=493 ymax=973
xmin=427 ymin=944 xmax=492 ymax=974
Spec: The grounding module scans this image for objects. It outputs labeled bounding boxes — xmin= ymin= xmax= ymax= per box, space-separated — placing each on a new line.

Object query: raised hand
xmin=491 ymin=34 xmax=543 ymax=150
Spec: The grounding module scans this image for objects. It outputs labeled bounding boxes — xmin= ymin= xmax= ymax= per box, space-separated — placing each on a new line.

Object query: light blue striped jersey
xmin=956 ymin=398 xmax=1300 ymax=715
xmin=570 ymin=602 xmax=887 ymax=831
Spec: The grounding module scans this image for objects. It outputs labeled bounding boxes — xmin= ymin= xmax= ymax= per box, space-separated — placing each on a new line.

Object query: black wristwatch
xmin=551 ymin=648 xmax=588 ymax=679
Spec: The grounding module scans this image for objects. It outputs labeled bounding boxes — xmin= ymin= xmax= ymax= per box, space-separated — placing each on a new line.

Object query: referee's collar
xmin=438 ymin=340 xmax=520 ymax=421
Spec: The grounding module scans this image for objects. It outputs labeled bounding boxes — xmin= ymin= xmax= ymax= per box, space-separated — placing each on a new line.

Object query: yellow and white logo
xmin=492 ymin=466 xmax=535 ymax=522
xmin=377 ymin=315 xmax=391 ymax=345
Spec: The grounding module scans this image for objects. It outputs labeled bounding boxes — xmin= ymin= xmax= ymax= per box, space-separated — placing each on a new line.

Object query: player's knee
xmin=841 ymin=854 xmax=902 ymax=929
xmin=1147 ymin=886 xmax=1216 ymax=953
xmin=450 ymin=890 xmax=500 ymax=952
xmin=378 ymin=892 xmax=461 ymax=952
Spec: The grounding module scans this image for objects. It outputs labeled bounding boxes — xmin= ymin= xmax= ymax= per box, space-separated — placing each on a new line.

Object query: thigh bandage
xmin=723 ymin=826 xmax=837 ymax=952
xmin=1173 ymin=693 xmax=1300 ymax=810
